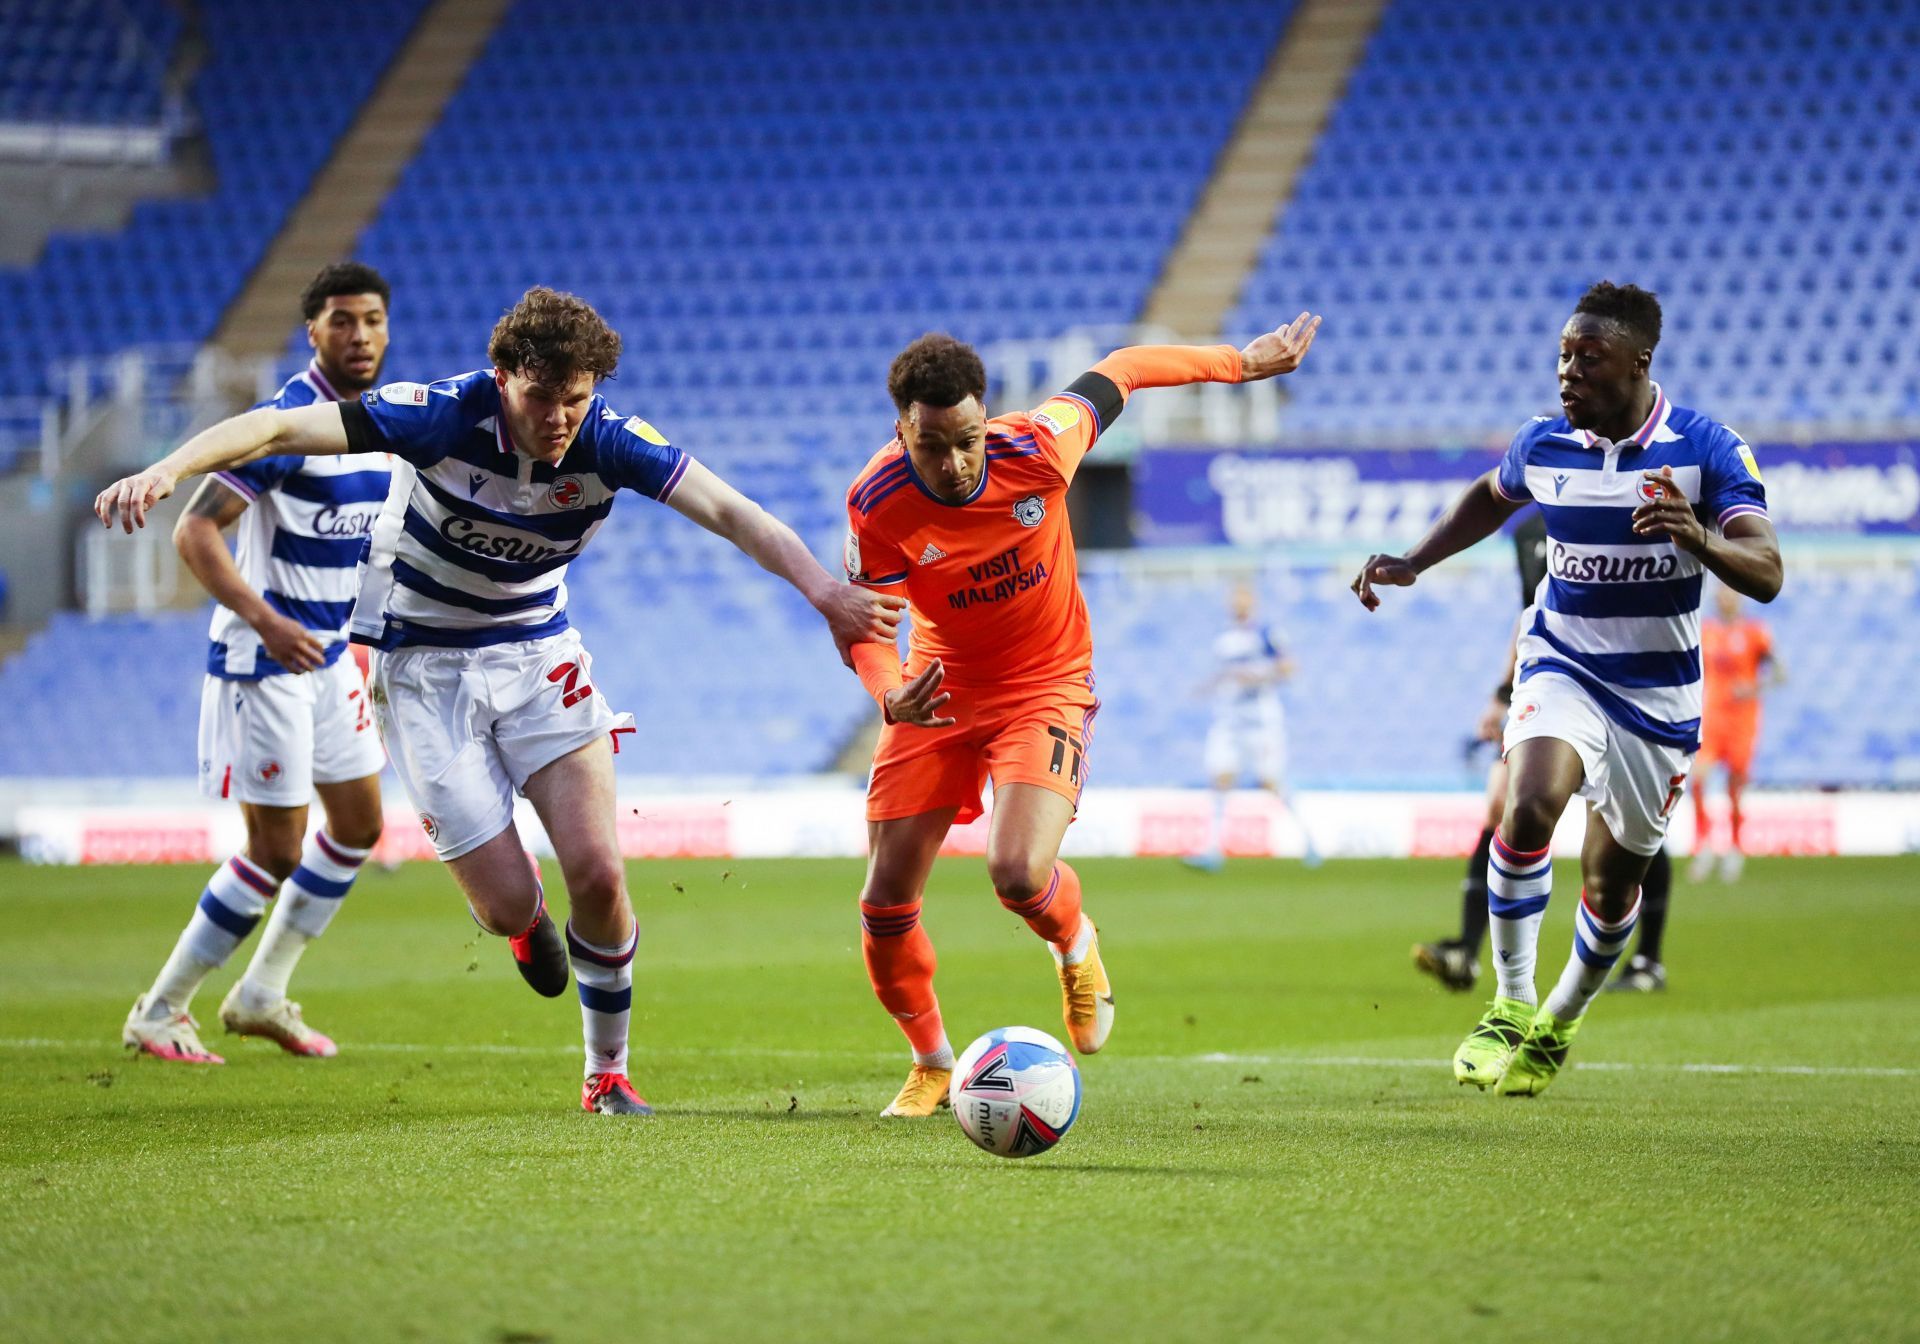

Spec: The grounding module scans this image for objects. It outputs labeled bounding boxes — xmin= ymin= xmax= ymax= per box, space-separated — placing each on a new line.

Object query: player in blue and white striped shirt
xmin=124 ymin=263 xmax=394 ymax=1066
xmin=1353 ymin=282 xmax=1783 ymax=1096
xmin=98 ymin=286 xmax=902 ymax=1114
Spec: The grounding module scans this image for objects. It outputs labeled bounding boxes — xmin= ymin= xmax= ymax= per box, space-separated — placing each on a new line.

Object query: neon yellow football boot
xmin=1495 ymin=1008 xmax=1583 ymax=1097
xmin=1453 ymin=997 xmax=1533 ymax=1088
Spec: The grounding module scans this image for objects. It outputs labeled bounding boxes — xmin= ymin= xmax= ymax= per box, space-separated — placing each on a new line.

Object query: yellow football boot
xmin=879 ymin=1063 xmax=953 ymax=1118
xmin=1055 ymin=921 xmax=1115 ymax=1055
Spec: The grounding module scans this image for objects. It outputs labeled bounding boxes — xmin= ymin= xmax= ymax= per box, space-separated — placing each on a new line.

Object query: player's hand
xmin=1632 ymin=466 xmax=1707 ymax=553
xmin=1476 ymin=695 xmax=1507 ymax=743
xmin=94 ymin=468 xmax=178 ymax=534
xmin=1238 ymin=312 xmax=1322 ymax=381
xmin=1351 ymin=553 xmax=1418 ymax=610
xmin=253 ymin=611 xmax=328 ymax=674
xmin=819 ymin=583 xmax=907 ymax=668
xmin=884 ymin=659 xmax=956 ymax=729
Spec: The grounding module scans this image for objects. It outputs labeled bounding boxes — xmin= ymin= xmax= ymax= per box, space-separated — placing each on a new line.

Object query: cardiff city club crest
xmin=1013 ymin=495 xmax=1046 ymax=527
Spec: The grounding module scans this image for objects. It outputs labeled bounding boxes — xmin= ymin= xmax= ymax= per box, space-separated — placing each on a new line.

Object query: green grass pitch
xmin=2 ymin=854 xmax=1916 ymax=1342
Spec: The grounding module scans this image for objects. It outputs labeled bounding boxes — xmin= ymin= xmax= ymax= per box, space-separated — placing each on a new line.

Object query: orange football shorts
xmin=867 ymin=676 xmax=1099 ymax=824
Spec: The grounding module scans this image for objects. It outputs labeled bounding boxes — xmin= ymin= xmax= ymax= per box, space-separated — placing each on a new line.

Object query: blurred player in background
xmin=1413 ymin=511 xmax=1674 ymax=992
xmin=843 ymin=313 xmax=1321 ymax=1118
xmin=122 ymin=263 xmax=393 ymax=1066
xmin=1356 ymin=282 xmax=1780 ymax=1096
xmin=1688 ymin=585 xmax=1781 ymax=884
xmin=97 ymin=287 xmax=898 ymax=1114
xmin=1187 ymin=581 xmax=1318 ymax=870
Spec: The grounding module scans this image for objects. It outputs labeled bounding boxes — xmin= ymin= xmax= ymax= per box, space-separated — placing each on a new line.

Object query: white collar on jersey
xmin=1555 ymin=381 xmax=1672 ymax=450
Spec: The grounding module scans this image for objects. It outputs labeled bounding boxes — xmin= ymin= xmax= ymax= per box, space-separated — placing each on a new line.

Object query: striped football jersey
xmin=344 ymin=370 xmax=687 ymax=650
xmin=1494 ymin=383 xmax=1769 ymax=751
xmin=207 ymin=360 xmax=392 ymax=679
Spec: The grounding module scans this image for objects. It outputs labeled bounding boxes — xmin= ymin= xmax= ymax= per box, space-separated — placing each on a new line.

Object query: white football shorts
xmin=1504 ymin=671 xmax=1693 ymax=856
xmin=198 ymin=655 xmax=385 ymax=806
xmin=369 ymin=629 xmax=632 ymax=861
xmin=1204 ymin=700 xmax=1288 ymax=785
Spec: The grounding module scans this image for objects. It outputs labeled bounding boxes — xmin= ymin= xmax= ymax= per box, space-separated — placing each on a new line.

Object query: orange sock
xmin=997 ymin=861 xmax=1085 ymax=950
xmin=859 ymin=899 xmax=948 ymax=1059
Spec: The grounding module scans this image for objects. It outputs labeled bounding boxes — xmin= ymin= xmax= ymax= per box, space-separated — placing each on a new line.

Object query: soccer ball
xmin=949 ymin=1026 xmax=1081 ymax=1158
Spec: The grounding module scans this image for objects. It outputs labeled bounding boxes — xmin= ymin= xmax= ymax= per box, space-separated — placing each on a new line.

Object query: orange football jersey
xmin=1701 ymin=617 xmax=1772 ymax=726
xmin=844 ymin=392 xmax=1103 ymax=687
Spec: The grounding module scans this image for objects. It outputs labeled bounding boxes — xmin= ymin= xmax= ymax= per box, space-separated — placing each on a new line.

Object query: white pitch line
xmin=3 ymin=1038 xmax=1914 ymax=1078
xmin=1182 ymin=1051 xmax=1920 ymax=1079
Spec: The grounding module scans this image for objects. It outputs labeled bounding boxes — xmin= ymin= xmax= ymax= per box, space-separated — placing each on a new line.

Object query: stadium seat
xmin=0 ymin=0 xmax=430 ymax=405
xmin=1227 ymin=0 xmax=1920 ymax=439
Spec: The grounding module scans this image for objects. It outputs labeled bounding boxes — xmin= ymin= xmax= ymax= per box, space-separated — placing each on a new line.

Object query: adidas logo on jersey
xmin=918 ymin=542 xmax=948 ymax=565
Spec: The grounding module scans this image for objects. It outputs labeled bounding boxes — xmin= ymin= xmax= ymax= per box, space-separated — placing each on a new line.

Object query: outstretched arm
xmin=95 ymin=401 xmax=351 ymax=533
xmin=1085 ymin=311 xmax=1321 ymax=402
xmin=665 ymin=459 xmax=904 ymax=666
xmin=1351 ymin=471 xmax=1525 ymax=610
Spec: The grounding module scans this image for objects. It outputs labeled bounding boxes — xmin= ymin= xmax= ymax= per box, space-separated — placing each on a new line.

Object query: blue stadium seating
xmin=0 ymin=0 xmax=179 ymax=125
xmin=1231 ymin=0 xmax=1920 ymax=438
xmin=0 ymin=1 xmax=429 ymax=405
xmin=345 ymin=0 xmax=1296 ymax=435
xmin=5 ymin=543 xmax=1914 ymax=791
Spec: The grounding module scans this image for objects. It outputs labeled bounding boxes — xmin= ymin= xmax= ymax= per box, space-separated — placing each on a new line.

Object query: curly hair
xmin=487 ymin=287 xmax=622 ymax=386
xmin=300 ymin=261 xmax=390 ymax=320
xmin=1575 ymin=280 xmax=1663 ymax=351
xmin=887 ymin=333 xmax=986 ymax=413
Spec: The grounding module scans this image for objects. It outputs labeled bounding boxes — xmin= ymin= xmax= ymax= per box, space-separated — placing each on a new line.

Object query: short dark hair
xmin=301 ymin=261 xmax=390 ymax=321
xmin=888 ymin=333 xmax=986 ymax=413
xmin=1574 ymin=280 xmax=1662 ymax=351
xmin=487 ymin=287 xmax=622 ymax=386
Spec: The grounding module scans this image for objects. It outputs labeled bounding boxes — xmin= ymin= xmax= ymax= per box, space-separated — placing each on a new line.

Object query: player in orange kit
xmin=1690 ymin=585 xmax=1781 ymax=883
xmin=841 ymin=313 xmax=1322 ymax=1116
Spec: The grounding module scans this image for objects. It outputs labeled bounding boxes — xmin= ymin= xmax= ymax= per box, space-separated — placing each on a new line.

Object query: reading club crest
xmin=548 ymin=476 xmax=585 ymax=509
xmin=1013 ymin=495 xmax=1046 ymax=527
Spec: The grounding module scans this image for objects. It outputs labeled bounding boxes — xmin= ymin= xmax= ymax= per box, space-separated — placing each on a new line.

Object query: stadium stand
xmin=0 ymin=0 xmax=429 ymax=413
xmin=0 ymin=0 xmax=179 ymax=126
xmin=1229 ymin=0 xmax=1920 ymax=439
xmin=3 ymin=1 xmax=1915 ymax=804
xmin=344 ymin=0 xmax=1297 ymax=434
xmin=6 ymin=552 xmax=1914 ymax=790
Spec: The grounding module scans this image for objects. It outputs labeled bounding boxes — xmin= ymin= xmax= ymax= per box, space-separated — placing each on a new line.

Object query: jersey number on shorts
xmin=349 ymin=688 xmax=371 ymax=734
xmin=1046 ymin=725 xmax=1084 ymax=787
xmin=547 ymin=660 xmax=595 ymax=709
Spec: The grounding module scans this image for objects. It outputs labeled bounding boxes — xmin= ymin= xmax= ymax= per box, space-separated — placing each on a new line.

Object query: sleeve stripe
xmin=1718 ymin=503 xmax=1769 ymax=526
xmin=853 ymin=571 xmax=908 ymax=587
xmin=654 ymin=453 xmax=691 ymax=502
xmin=1057 ymin=390 xmax=1102 ymax=432
xmin=1491 ymin=475 xmax=1529 ymax=503
xmin=213 ymin=471 xmax=257 ymax=502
